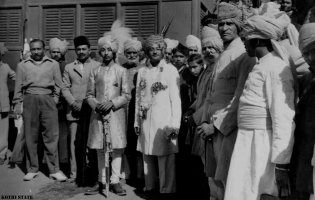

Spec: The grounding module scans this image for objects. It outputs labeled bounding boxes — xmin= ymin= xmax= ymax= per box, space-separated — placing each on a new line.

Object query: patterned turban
xmin=201 ymin=26 xmax=224 ymax=53
xmin=124 ymin=38 xmax=142 ymax=52
xmin=143 ymin=35 xmax=166 ymax=52
xmin=98 ymin=35 xmax=119 ymax=53
xmin=185 ymin=35 xmax=202 ymax=53
xmin=217 ymin=2 xmax=244 ymax=32
xmin=0 ymin=43 xmax=8 ymax=55
xmin=49 ymin=38 xmax=69 ymax=54
xmin=299 ymin=23 xmax=315 ymax=54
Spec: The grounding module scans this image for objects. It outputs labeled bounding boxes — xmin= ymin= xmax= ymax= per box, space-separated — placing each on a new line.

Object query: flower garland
xmin=139 ymin=66 xmax=168 ymax=120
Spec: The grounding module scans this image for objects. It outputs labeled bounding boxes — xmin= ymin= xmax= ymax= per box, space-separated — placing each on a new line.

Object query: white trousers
xmin=97 ymin=149 xmax=122 ymax=184
xmin=0 ymin=113 xmax=9 ymax=160
xmin=143 ymin=153 xmax=176 ymax=193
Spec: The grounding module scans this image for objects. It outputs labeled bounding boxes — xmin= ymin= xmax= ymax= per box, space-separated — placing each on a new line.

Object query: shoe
xmin=49 ymin=171 xmax=67 ymax=182
xmin=85 ymin=182 xmax=105 ymax=195
xmin=24 ymin=172 xmax=39 ymax=181
xmin=110 ymin=183 xmax=126 ymax=196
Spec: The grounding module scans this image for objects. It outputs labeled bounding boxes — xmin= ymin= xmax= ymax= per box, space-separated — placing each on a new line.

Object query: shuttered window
xmin=43 ymin=7 xmax=76 ymax=45
xmin=200 ymin=3 xmax=208 ymax=36
xmin=0 ymin=8 xmax=22 ymax=46
xmin=123 ymin=5 xmax=157 ymax=39
xmin=82 ymin=6 xmax=116 ymax=45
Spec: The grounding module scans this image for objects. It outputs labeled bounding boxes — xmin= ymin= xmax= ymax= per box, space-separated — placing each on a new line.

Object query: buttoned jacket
xmin=62 ymin=58 xmax=101 ymax=121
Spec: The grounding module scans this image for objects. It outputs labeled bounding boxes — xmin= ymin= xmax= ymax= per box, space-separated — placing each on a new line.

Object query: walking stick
xmin=102 ymin=114 xmax=111 ymax=197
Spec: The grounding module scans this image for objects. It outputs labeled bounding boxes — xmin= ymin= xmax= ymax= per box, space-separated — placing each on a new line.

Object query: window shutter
xmin=200 ymin=3 xmax=208 ymax=36
xmin=0 ymin=8 xmax=22 ymax=46
xmin=43 ymin=7 xmax=76 ymax=45
xmin=82 ymin=6 xmax=115 ymax=45
xmin=123 ymin=5 xmax=157 ymax=39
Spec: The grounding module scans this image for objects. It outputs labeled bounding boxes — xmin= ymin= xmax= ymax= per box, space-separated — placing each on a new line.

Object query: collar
xmin=258 ymin=51 xmax=276 ymax=63
xmin=24 ymin=56 xmax=52 ymax=63
xmin=146 ymin=59 xmax=166 ymax=70
xmin=74 ymin=57 xmax=91 ymax=65
xmin=101 ymin=60 xmax=115 ymax=68
xmin=178 ymin=65 xmax=187 ymax=73
xmin=224 ymin=37 xmax=243 ymax=51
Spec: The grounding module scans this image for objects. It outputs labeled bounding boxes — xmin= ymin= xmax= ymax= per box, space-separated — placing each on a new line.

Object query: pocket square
xmin=113 ymin=83 xmax=118 ymax=87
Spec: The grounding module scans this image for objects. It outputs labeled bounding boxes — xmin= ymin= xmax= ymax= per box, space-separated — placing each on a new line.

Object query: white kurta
xmin=134 ymin=59 xmax=181 ymax=156
xmin=224 ymin=52 xmax=295 ymax=200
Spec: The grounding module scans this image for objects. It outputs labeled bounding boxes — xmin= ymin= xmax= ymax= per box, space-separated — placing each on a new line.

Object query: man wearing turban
xmin=62 ymin=36 xmax=100 ymax=185
xmin=224 ymin=4 xmax=296 ymax=200
xmin=0 ymin=43 xmax=16 ymax=165
xmin=164 ymin=38 xmax=179 ymax=64
xmin=196 ymin=3 xmax=253 ymax=199
xmin=122 ymin=38 xmax=145 ymax=184
xmin=292 ymin=23 xmax=315 ymax=200
xmin=134 ymin=35 xmax=181 ymax=195
xmin=85 ymin=20 xmax=131 ymax=196
xmin=185 ymin=35 xmax=202 ymax=55
xmin=49 ymin=37 xmax=69 ymax=75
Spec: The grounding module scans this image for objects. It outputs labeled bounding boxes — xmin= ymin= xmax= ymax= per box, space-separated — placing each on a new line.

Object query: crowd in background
xmin=1 ymin=0 xmax=315 ymax=200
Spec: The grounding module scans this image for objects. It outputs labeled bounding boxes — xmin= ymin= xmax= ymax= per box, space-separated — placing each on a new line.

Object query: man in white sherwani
xmin=85 ymin=21 xmax=131 ymax=196
xmin=134 ymin=35 xmax=181 ymax=194
xmin=224 ymin=5 xmax=295 ymax=200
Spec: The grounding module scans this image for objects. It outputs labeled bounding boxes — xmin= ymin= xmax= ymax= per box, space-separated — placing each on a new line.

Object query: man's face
xmin=125 ymin=47 xmax=139 ymax=64
xmin=50 ymin=49 xmax=62 ymax=62
xmin=218 ymin=19 xmax=238 ymax=42
xmin=188 ymin=46 xmax=199 ymax=55
xmin=147 ymin=43 xmax=164 ymax=62
xmin=282 ymin=0 xmax=292 ymax=12
xmin=202 ymin=45 xmax=220 ymax=62
xmin=165 ymin=48 xmax=173 ymax=63
xmin=189 ymin=61 xmax=203 ymax=76
xmin=75 ymin=45 xmax=90 ymax=62
xmin=244 ymin=39 xmax=256 ymax=57
xmin=100 ymin=44 xmax=114 ymax=62
xmin=302 ymin=44 xmax=315 ymax=69
xmin=173 ymin=51 xmax=187 ymax=68
xmin=139 ymin=49 xmax=145 ymax=61
xmin=30 ymin=41 xmax=45 ymax=61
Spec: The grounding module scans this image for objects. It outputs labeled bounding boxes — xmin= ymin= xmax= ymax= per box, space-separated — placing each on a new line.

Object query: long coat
xmin=134 ymin=59 xmax=181 ymax=156
xmin=0 ymin=62 xmax=15 ymax=112
xmin=86 ymin=61 xmax=131 ymax=149
xmin=62 ymin=58 xmax=101 ymax=121
xmin=188 ymin=64 xmax=213 ymax=156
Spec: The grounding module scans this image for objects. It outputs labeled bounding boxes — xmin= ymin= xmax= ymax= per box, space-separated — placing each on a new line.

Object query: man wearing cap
xmin=293 ymin=23 xmax=315 ymax=200
xmin=122 ymin=38 xmax=145 ymax=183
xmin=49 ymin=37 xmax=69 ymax=165
xmin=0 ymin=43 xmax=15 ymax=165
xmin=85 ymin=20 xmax=131 ymax=196
xmin=134 ymin=35 xmax=181 ymax=195
xmin=13 ymin=39 xmax=67 ymax=181
xmin=224 ymin=5 xmax=295 ymax=200
xmin=185 ymin=35 xmax=202 ymax=55
xmin=62 ymin=36 xmax=100 ymax=183
xmin=164 ymin=38 xmax=178 ymax=64
xmin=196 ymin=2 xmax=253 ymax=199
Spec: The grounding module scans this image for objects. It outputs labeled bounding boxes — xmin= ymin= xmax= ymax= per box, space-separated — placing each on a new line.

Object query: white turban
xmin=49 ymin=38 xmax=69 ymax=54
xmin=124 ymin=38 xmax=142 ymax=52
xmin=164 ymin=38 xmax=178 ymax=50
xmin=201 ymin=26 xmax=224 ymax=52
xmin=98 ymin=19 xmax=133 ymax=54
xmin=287 ymin=23 xmax=299 ymax=47
xmin=299 ymin=23 xmax=315 ymax=54
xmin=185 ymin=35 xmax=202 ymax=53
xmin=0 ymin=43 xmax=8 ymax=55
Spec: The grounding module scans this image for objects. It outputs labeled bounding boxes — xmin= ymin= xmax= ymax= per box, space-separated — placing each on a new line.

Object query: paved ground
xmin=0 ymin=150 xmax=151 ymax=200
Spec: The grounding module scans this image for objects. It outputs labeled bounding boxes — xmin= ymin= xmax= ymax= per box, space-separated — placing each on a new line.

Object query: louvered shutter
xmin=82 ymin=6 xmax=115 ymax=45
xmin=43 ymin=7 xmax=76 ymax=45
xmin=0 ymin=8 xmax=22 ymax=46
xmin=123 ymin=5 xmax=157 ymax=39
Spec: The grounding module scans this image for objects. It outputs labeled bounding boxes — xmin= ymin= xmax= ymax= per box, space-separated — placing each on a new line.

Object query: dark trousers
xmin=23 ymin=94 xmax=59 ymax=174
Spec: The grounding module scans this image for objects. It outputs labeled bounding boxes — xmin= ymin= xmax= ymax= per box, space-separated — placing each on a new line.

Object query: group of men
xmin=1 ymin=1 xmax=315 ymax=200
